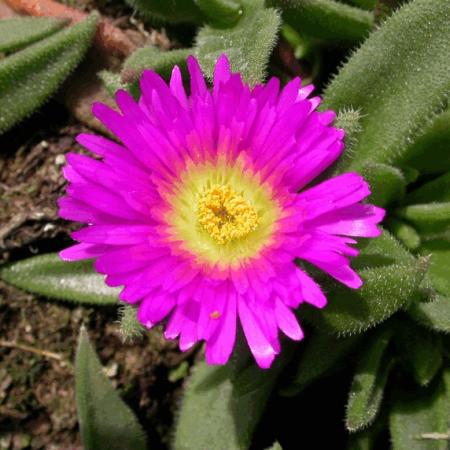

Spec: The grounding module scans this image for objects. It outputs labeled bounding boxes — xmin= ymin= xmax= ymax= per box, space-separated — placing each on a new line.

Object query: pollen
xmin=197 ymin=184 xmax=260 ymax=245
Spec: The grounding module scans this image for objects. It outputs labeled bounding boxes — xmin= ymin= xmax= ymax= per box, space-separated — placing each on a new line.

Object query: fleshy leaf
xmin=396 ymin=203 xmax=450 ymax=235
xmin=268 ymin=0 xmax=373 ymax=44
xmin=346 ymin=327 xmax=393 ymax=432
xmin=194 ymin=0 xmax=242 ymax=27
xmin=302 ymin=257 xmax=427 ymax=336
xmin=75 ymin=327 xmax=147 ymax=450
xmin=408 ymin=295 xmax=450 ymax=334
xmin=0 ymin=253 xmax=119 ymax=305
xmin=0 ymin=13 xmax=98 ymax=134
xmin=360 ymin=163 xmax=406 ymax=207
xmin=403 ymin=109 xmax=450 ymax=175
xmin=122 ymin=46 xmax=190 ymax=83
xmin=0 ymin=17 xmax=67 ymax=53
xmin=419 ymin=239 xmax=450 ymax=296
xmin=194 ymin=0 xmax=281 ymax=86
xmin=389 ymin=219 xmax=421 ymax=251
xmin=396 ymin=321 xmax=443 ymax=386
xmin=347 ymin=417 xmax=385 ymax=450
xmin=125 ymin=0 xmax=204 ymax=24
xmin=406 ymin=172 xmax=450 ymax=206
xmin=118 ymin=304 xmax=144 ymax=342
xmin=389 ymin=378 xmax=449 ymax=450
xmin=323 ymin=0 xmax=450 ymax=172
xmin=280 ymin=332 xmax=359 ymax=397
xmin=174 ymin=358 xmax=283 ymax=450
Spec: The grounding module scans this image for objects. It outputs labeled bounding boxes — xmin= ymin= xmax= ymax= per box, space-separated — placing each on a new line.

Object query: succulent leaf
xmin=0 ymin=253 xmax=119 ymax=305
xmin=75 ymin=327 xmax=147 ymax=450
xmin=0 ymin=17 xmax=67 ymax=53
xmin=0 ymin=13 xmax=98 ymax=134
xmin=194 ymin=0 xmax=281 ymax=86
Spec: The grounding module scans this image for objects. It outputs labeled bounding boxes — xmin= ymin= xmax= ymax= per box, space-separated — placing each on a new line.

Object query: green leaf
xmin=346 ymin=327 xmax=393 ymax=432
xmin=347 ymin=418 xmax=385 ymax=450
xmin=302 ymin=257 xmax=427 ymax=336
xmin=323 ymin=0 xmax=450 ymax=172
xmin=194 ymin=0 xmax=243 ymax=27
xmin=396 ymin=321 xmax=443 ymax=386
xmin=122 ymin=46 xmax=190 ymax=83
xmin=125 ymin=0 xmax=205 ymax=24
xmin=389 ymin=219 xmax=421 ymax=252
xmin=0 ymin=17 xmax=67 ymax=53
xmin=0 ymin=13 xmax=98 ymax=134
xmin=280 ymin=332 xmax=359 ymax=397
xmin=268 ymin=0 xmax=373 ymax=44
xmin=118 ymin=304 xmax=144 ymax=342
xmin=346 ymin=0 xmax=376 ymax=10
xmin=98 ymin=70 xmax=130 ymax=97
xmin=419 ymin=239 xmax=450 ymax=296
xmin=408 ymin=295 xmax=450 ymax=334
xmin=75 ymin=327 xmax=147 ymax=450
xmin=403 ymin=109 xmax=450 ymax=175
xmin=396 ymin=203 xmax=450 ymax=234
xmin=174 ymin=357 xmax=283 ymax=450
xmin=352 ymin=229 xmax=414 ymax=270
xmin=0 ymin=253 xmax=119 ymax=305
xmin=360 ymin=163 xmax=406 ymax=207
xmin=266 ymin=443 xmax=282 ymax=450
xmin=389 ymin=378 xmax=449 ymax=450
xmin=194 ymin=0 xmax=280 ymax=86
xmin=406 ymin=172 xmax=450 ymax=205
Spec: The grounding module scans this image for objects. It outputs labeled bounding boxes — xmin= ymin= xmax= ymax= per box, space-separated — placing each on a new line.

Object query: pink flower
xmin=59 ymin=55 xmax=384 ymax=368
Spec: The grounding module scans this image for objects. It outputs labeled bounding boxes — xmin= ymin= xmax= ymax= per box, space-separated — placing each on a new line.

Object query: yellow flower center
xmin=163 ymin=155 xmax=282 ymax=269
xmin=197 ymin=185 xmax=260 ymax=245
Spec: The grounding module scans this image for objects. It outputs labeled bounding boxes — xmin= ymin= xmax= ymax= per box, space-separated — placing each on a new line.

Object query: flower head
xmin=59 ymin=55 xmax=384 ymax=368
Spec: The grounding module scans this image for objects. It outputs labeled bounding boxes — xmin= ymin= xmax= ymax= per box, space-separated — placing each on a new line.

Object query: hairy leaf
xmin=396 ymin=203 xmax=450 ymax=235
xmin=302 ymin=257 xmax=427 ymax=335
xmin=323 ymin=0 xmax=450 ymax=172
xmin=268 ymin=0 xmax=373 ymax=44
xmin=419 ymin=239 xmax=450 ymax=296
xmin=346 ymin=327 xmax=393 ymax=432
xmin=389 ymin=219 xmax=421 ymax=251
xmin=353 ymin=229 xmax=414 ymax=270
xmin=122 ymin=46 xmax=190 ymax=83
xmin=0 ymin=17 xmax=66 ymax=53
xmin=126 ymin=0 xmax=204 ymax=24
xmin=118 ymin=304 xmax=144 ymax=342
xmin=0 ymin=253 xmax=119 ymax=305
xmin=396 ymin=321 xmax=443 ymax=386
xmin=406 ymin=172 xmax=450 ymax=205
xmin=174 ymin=358 xmax=283 ymax=450
xmin=408 ymin=295 xmax=450 ymax=334
xmin=194 ymin=0 xmax=242 ymax=27
xmin=360 ymin=163 xmax=406 ymax=207
xmin=0 ymin=13 xmax=98 ymax=134
xmin=390 ymin=379 xmax=449 ymax=450
xmin=404 ymin=109 xmax=450 ymax=175
xmin=280 ymin=332 xmax=359 ymax=397
xmin=194 ymin=0 xmax=280 ymax=85
xmin=75 ymin=327 xmax=147 ymax=450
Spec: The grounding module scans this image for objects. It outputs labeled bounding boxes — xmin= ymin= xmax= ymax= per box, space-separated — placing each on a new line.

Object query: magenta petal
xmin=275 ymin=297 xmax=304 ymax=341
xmin=295 ymin=268 xmax=327 ymax=308
xmin=238 ymin=296 xmax=276 ymax=369
xmin=137 ymin=293 xmax=176 ymax=329
xmin=205 ymin=291 xmax=237 ymax=365
xmin=59 ymin=243 xmax=107 ymax=261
